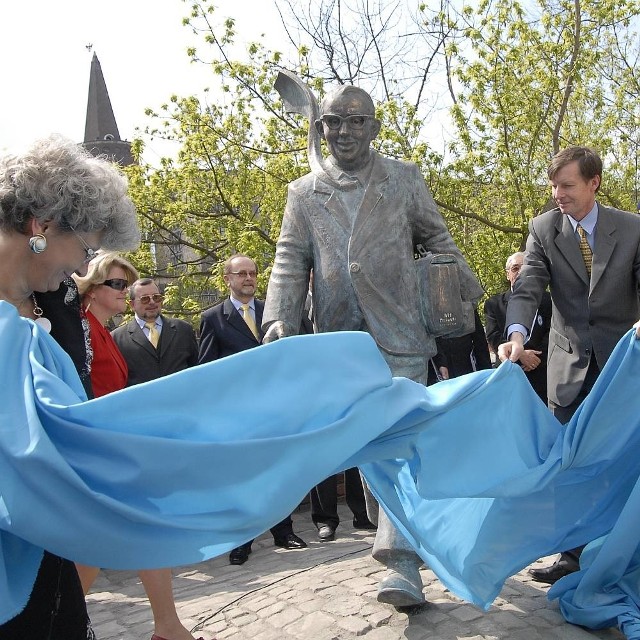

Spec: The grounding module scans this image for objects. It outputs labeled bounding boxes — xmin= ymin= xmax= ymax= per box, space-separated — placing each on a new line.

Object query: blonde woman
xmin=74 ymin=255 xmax=203 ymax=640
xmin=74 ymin=252 xmax=138 ymax=397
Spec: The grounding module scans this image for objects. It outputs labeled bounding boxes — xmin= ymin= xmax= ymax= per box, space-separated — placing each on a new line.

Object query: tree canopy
xmin=124 ymin=0 xmax=640 ymax=321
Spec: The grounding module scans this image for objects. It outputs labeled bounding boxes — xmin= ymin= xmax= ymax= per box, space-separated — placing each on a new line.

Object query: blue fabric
xmin=1 ymin=301 xmax=640 ymax=637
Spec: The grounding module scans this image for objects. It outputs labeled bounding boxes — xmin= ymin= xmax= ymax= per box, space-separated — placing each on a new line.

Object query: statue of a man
xmin=263 ymin=84 xmax=483 ymax=606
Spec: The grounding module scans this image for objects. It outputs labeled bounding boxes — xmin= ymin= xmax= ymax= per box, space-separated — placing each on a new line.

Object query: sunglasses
xmin=100 ymin=278 xmax=129 ymax=291
xmin=136 ymin=294 xmax=164 ymax=304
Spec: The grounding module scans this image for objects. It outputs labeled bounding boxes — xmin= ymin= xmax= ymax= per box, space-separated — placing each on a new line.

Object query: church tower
xmin=82 ymin=52 xmax=134 ymax=166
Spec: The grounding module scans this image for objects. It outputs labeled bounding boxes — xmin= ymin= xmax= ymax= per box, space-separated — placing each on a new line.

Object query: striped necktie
xmin=145 ymin=321 xmax=160 ymax=348
xmin=240 ymin=304 xmax=259 ymax=339
xmin=577 ymin=224 xmax=592 ymax=277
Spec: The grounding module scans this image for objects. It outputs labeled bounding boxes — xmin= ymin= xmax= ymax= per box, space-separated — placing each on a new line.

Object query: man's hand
xmin=634 ymin=318 xmax=640 ymax=339
xmin=498 ymin=331 xmax=526 ymax=363
xmin=518 ymin=349 xmax=542 ymax=372
xmin=262 ymin=321 xmax=295 ymax=344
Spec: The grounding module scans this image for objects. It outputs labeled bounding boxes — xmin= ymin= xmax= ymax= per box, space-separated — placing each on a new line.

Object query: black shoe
xmin=229 ymin=543 xmax=252 ymax=565
xmin=274 ymin=533 xmax=307 ymax=549
xmin=317 ymin=525 xmax=336 ymax=541
xmin=528 ymin=559 xmax=579 ymax=584
xmin=353 ymin=518 xmax=377 ymax=530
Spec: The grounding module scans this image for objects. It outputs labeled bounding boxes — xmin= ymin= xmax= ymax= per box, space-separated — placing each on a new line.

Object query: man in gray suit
xmin=263 ymin=85 xmax=483 ymax=607
xmin=111 ymin=278 xmax=198 ymax=386
xmin=500 ymin=146 xmax=640 ymax=583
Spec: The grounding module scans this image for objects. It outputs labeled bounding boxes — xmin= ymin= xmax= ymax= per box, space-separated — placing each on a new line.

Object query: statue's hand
xmin=262 ymin=321 xmax=289 ymax=344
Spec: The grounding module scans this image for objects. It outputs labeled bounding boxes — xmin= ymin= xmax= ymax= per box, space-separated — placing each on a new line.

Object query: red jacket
xmin=87 ymin=310 xmax=127 ymax=397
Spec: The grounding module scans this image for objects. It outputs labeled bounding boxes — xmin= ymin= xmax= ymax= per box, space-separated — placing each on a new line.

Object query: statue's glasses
xmin=319 ymin=114 xmax=374 ymax=130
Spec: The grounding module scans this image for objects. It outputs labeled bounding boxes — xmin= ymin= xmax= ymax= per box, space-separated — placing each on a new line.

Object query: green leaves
xmin=127 ymin=0 xmax=640 ymax=321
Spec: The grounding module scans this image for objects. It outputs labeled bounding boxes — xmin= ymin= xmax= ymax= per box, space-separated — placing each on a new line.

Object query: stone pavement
xmin=87 ymin=504 xmax=625 ymax=640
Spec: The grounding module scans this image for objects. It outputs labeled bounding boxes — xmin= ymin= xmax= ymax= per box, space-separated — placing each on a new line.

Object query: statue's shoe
xmin=377 ymin=569 xmax=425 ymax=607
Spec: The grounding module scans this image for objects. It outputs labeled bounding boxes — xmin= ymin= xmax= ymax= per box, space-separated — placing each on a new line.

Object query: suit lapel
xmin=255 ymin=299 xmax=265 ymax=340
xmin=223 ymin=298 xmax=259 ymax=342
xmin=554 ymin=214 xmax=590 ymax=285
xmin=590 ymin=205 xmax=616 ymax=294
xmin=157 ymin=316 xmax=175 ymax=356
xmin=128 ymin=319 xmax=157 ymax=358
xmin=314 ymin=178 xmax=352 ymax=237
xmin=351 ymin=152 xmax=388 ymax=241
xmin=502 ymin=291 xmax=511 ymax=313
xmin=312 ymin=153 xmax=389 ymax=242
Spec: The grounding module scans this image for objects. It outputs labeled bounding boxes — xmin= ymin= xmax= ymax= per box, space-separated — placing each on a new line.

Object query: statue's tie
xmin=577 ymin=224 xmax=592 ymax=277
xmin=240 ymin=303 xmax=259 ymax=339
xmin=145 ymin=321 xmax=160 ymax=348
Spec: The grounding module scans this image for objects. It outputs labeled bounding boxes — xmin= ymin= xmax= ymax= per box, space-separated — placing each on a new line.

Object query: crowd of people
xmin=1 ymin=81 xmax=640 ymax=640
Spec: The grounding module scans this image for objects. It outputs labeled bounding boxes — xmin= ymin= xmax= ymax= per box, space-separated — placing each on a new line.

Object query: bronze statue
xmin=264 ymin=74 xmax=482 ymax=607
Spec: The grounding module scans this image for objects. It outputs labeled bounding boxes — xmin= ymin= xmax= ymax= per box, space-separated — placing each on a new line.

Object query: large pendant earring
xmin=29 ymin=234 xmax=47 ymax=254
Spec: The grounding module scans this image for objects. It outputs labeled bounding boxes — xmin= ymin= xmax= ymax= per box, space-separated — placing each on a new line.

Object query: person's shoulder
xmin=528 ymin=208 xmax=563 ymax=237
xmin=602 ymin=205 xmax=640 ymax=225
xmin=200 ymin=300 xmax=227 ymax=320
xmin=532 ymin=207 xmax=561 ymax=225
xmin=484 ymin=290 xmax=505 ymax=306
xmin=373 ymin=152 xmax=419 ymax=175
xmin=111 ymin=317 xmax=136 ymax=335
xmin=288 ymin=172 xmax=315 ymax=192
xmin=164 ymin=315 xmax=194 ymax=328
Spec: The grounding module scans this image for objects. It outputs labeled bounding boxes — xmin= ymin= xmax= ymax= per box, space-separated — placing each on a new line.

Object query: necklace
xmin=31 ymin=294 xmax=52 ymax=333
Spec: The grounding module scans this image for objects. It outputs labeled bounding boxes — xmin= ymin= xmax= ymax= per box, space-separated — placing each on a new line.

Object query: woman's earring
xmin=29 ymin=234 xmax=47 ymax=254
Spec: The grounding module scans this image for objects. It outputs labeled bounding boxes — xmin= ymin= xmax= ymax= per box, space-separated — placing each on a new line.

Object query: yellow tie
xmin=577 ymin=224 xmax=592 ymax=277
xmin=145 ymin=321 xmax=159 ymax=348
xmin=240 ymin=303 xmax=259 ymax=339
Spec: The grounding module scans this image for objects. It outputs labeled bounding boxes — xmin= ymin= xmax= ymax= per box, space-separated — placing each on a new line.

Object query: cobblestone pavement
xmin=87 ymin=505 xmax=625 ymax=640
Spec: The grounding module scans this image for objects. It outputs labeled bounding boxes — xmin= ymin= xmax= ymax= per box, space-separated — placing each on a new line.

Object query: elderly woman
xmin=0 ymin=136 xmax=138 ymax=638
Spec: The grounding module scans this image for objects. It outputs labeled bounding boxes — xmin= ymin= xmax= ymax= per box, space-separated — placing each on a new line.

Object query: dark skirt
xmin=0 ymin=551 xmax=95 ymax=640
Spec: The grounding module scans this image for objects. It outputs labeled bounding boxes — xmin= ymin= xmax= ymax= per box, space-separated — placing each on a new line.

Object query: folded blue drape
xmin=1 ymin=301 xmax=639 ymax=637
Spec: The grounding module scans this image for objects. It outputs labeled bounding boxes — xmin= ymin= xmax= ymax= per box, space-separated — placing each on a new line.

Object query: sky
xmin=0 ymin=0 xmax=287 ymax=161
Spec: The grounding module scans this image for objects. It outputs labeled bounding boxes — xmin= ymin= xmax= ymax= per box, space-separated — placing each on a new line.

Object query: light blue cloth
xmin=1 ymin=301 xmax=640 ymax=637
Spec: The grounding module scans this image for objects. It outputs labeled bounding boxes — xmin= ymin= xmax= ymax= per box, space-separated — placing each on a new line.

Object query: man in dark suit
xmin=111 ymin=278 xmax=198 ymax=386
xmin=500 ymin=146 xmax=640 ymax=584
xmin=484 ymin=252 xmax=551 ymax=401
xmin=111 ymin=277 xmax=200 ymax=640
xmin=198 ymin=255 xmax=264 ymax=361
xmin=198 ymin=254 xmax=307 ymax=565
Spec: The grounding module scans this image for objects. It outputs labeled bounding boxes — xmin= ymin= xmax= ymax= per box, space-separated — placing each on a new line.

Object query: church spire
xmin=82 ymin=52 xmax=133 ymax=166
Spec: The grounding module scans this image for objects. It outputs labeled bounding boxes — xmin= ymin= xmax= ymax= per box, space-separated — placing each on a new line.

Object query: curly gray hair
xmin=0 ymin=134 xmax=140 ymax=250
